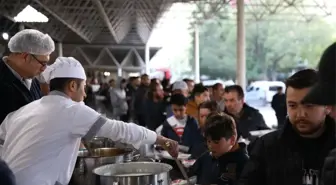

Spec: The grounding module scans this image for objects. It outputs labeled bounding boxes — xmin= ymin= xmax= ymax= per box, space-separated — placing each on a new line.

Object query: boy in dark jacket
xmin=190 ymin=113 xmax=249 ymax=185
xmin=161 ymin=94 xmax=202 ymax=155
xmin=160 ymin=94 xmax=203 ymax=180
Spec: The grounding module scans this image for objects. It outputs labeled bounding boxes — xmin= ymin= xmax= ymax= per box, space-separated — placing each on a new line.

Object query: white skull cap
xmin=8 ymin=29 xmax=55 ymax=55
xmin=42 ymin=57 xmax=86 ymax=83
xmin=172 ymin=81 xmax=188 ymax=91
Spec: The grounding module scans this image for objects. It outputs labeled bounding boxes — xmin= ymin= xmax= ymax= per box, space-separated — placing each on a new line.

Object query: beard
xmin=292 ymin=119 xmax=324 ymax=136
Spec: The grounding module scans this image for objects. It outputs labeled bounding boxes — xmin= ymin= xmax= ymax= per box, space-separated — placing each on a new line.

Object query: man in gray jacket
xmin=110 ymin=78 xmax=128 ymax=121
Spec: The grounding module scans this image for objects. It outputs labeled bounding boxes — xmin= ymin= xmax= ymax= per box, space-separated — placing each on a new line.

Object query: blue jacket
xmin=190 ymin=143 xmax=249 ymax=185
xmin=0 ymin=159 xmax=16 ymax=185
xmin=161 ymin=116 xmax=203 ymax=156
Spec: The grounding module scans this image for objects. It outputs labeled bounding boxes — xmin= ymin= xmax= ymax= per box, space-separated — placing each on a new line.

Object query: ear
xmin=20 ymin=53 xmax=28 ymax=57
xmin=68 ymin=80 xmax=78 ymax=92
xmin=229 ymin=135 xmax=237 ymax=145
xmin=20 ymin=53 xmax=29 ymax=60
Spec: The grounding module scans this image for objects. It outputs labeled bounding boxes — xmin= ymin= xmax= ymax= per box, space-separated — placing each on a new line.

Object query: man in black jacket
xmin=0 ymin=29 xmax=55 ymax=124
xmin=302 ymin=42 xmax=336 ymax=185
xmin=223 ymin=85 xmax=269 ymax=140
xmin=271 ymin=86 xmax=287 ymax=128
xmin=239 ymin=69 xmax=335 ymax=185
xmin=133 ymin=74 xmax=150 ymax=126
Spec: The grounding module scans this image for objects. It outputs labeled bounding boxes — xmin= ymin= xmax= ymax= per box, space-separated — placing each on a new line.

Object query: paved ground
xmin=246 ymin=100 xmax=278 ymax=128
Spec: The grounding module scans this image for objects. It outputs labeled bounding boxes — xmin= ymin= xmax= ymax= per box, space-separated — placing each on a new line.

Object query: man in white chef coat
xmin=0 ymin=57 xmax=178 ymax=185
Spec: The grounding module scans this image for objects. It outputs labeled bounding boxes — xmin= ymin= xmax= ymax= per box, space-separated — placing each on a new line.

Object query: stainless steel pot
xmin=83 ymin=137 xmax=115 ymax=150
xmin=93 ymin=162 xmax=173 ymax=185
xmin=72 ymin=148 xmax=139 ymax=185
xmin=139 ymin=144 xmax=155 ymax=158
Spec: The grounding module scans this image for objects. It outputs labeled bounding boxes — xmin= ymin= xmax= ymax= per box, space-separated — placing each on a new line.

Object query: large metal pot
xmin=93 ymin=162 xmax=172 ymax=185
xmin=139 ymin=144 xmax=155 ymax=158
xmin=84 ymin=137 xmax=115 ymax=150
xmin=72 ymin=148 xmax=139 ymax=185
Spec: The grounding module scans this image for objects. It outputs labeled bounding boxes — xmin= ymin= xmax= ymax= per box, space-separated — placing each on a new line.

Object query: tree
xmin=189 ymin=19 xmax=237 ymax=79
xmin=189 ymin=1 xmax=336 ymax=80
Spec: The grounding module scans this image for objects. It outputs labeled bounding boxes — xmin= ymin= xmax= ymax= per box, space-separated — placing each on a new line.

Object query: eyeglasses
xmin=30 ymin=54 xmax=49 ymax=67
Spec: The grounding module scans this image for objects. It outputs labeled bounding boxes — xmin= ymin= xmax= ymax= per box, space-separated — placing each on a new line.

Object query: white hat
xmin=41 ymin=57 xmax=86 ymax=83
xmin=8 ymin=29 xmax=55 ymax=55
xmin=172 ymin=81 xmax=188 ymax=91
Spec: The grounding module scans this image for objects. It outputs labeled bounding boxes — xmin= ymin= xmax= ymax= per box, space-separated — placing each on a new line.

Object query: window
xmin=269 ymin=86 xmax=281 ymax=91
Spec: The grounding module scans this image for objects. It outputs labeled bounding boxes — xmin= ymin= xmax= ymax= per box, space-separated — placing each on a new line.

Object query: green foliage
xmin=189 ymin=2 xmax=336 ymax=80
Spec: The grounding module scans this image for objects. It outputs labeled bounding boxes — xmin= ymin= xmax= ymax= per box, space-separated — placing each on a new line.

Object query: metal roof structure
xmin=0 ymin=0 xmax=194 ymax=72
xmin=0 ymin=0 xmax=335 ymax=72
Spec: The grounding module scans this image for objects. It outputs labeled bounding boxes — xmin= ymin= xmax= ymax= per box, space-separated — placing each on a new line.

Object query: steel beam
xmin=63 ymin=44 xmax=161 ymax=50
xmin=146 ymin=1 xmax=173 ymax=42
xmin=91 ymin=0 xmax=120 ymax=43
xmin=132 ymin=48 xmax=145 ymax=67
xmin=120 ymin=50 xmax=133 ymax=67
xmin=76 ymin=47 xmax=94 ymax=66
xmin=0 ymin=2 xmax=68 ymax=41
xmin=92 ymin=49 xmax=105 ymax=65
xmin=83 ymin=65 xmax=144 ymax=71
xmin=32 ymin=0 xmax=91 ymax=43
xmin=105 ymin=48 xmax=121 ymax=67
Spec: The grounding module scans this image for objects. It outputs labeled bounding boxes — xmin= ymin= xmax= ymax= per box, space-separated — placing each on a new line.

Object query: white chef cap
xmin=42 ymin=57 xmax=86 ymax=83
xmin=8 ymin=29 xmax=55 ymax=55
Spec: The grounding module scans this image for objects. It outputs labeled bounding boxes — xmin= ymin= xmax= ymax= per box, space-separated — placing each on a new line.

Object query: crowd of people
xmin=82 ymin=43 xmax=335 ymax=185
xmin=0 ymin=29 xmax=334 ymax=185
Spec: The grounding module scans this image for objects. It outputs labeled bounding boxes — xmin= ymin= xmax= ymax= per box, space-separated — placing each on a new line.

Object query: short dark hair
xmin=191 ymin=83 xmax=208 ymax=98
xmin=183 ymin=78 xmax=193 ymax=83
xmin=49 ymin=78 xmax=83 ymax=92
xmin=224 ymin=85 xmax=245 ymax=99
xmin=170 ymin=94 xmax=188 ymax=106
xmin=151 ymin=78 xmax=159 ymax=84
xmin=285 ymin=69 xmax=318 ymax=90
xmin=120 ymin=78 xmax=126 ymax=84
xmin=204 ymin=113 xmax=236 ymax=140
xmin=199 ymin=101 xmax=219 ymax=112
xmin=277 ymin=86 xmax=283 ymax=91
xmin=129 ymin=76 xmax=139 ymax=82
xmin=141 ymin=74 xmax=149 ymax=79
xmin=147 ymin=82 xmax=160 ymax=99
xmin=109 ymin=79 xmax=115 ymax=84
xmin=212 ymin=83 xmax=222 ymax=90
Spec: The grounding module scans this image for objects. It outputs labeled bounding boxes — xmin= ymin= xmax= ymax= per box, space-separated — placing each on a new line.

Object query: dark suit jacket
xmin=0 ymin=60 xmax=42 ymax=124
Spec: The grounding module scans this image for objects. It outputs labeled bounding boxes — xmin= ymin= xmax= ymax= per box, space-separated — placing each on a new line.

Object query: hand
xmin=156 ymin=136 xmax=179 ymax=158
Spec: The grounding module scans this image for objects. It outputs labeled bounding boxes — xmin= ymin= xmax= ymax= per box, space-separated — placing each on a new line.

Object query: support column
xmin=236 ymin=0 xmax=246 ymax=89
xmin=194 ymin=25 xmax=200 ymax=83
xmin=117 ymin=67 xmax=122 ymax=77
xmin=19 ymin=24 xmax=25 ymax=31
xmin=145 ymin=44 xmax=150 ymax=74
xmin=57 ymin=42 xmax=63 ymax=57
